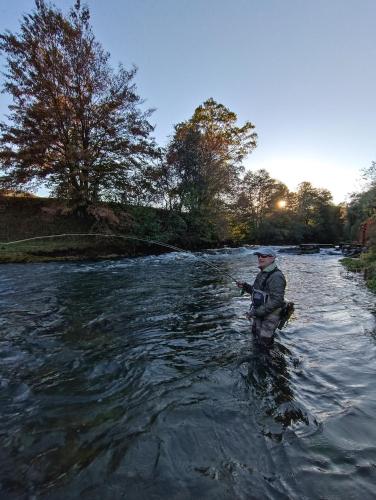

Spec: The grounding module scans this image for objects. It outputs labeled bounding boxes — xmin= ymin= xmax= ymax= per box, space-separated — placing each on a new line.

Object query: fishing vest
xmin=251 ymin=268 xmax=278 ymax=307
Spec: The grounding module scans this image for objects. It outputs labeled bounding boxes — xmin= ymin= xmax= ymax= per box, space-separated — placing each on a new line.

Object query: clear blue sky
xmin=1 ymin=0 xmax=375 ymax=203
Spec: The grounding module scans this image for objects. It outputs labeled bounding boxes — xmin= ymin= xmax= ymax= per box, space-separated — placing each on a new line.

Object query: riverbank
xmin=0 ymin=235 xmax=143 ymax=263
xmin=0 ymin=195 xmax=225 ymax=263
xmin=341 ymin=249 xmax=376 ymax=293
xmin=0 ymin=234 xmax=197 ymax=263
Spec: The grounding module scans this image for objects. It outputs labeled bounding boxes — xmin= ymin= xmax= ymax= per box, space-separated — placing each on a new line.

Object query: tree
xmin=164 ymin=98 xmax=257 ymax=215
xmin=362 ymin=161 xmax=376 ymax=186
xmin=237 ymin=169 xmax=288 ymax=228
xmin=233 ymin=169 xmax=290 ymax=242
xmin=345 ymin=184 xmax=376 ymax=243
xmin=291 ymin=182 xmax=342 ymax=242
xmin=0 ymin=0 xmax=156 ymax=211
xmin=230 ymin=174 xmax=343 ymax=244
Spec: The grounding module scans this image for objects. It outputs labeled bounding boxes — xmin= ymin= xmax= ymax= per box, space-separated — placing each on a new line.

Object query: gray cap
xmin=253 ymin=247 xmax=277 ymax=257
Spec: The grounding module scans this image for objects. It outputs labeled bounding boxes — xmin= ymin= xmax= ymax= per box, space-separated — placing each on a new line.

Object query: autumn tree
xmin=0 ymin=0 xmax=156 ymax=211
xmin=164 ymin=98 xmax=257 ymax=215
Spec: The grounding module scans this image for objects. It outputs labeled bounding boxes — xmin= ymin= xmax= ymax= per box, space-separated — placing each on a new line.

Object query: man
xmin=237 ymin=247 xmax=286 ymax=346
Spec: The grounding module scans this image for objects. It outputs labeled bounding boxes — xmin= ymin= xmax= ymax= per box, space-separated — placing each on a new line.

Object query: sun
xmin=277 ymin=199 xmax=287 ymax=209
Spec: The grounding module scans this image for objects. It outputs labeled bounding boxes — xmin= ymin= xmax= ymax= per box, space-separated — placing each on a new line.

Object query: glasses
xmin=257 ymin=254 xmax=270 ymax=258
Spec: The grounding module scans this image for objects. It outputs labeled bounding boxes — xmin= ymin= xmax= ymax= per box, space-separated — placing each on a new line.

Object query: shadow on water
xmin=1 ymin=250 xmax=376 ymax=499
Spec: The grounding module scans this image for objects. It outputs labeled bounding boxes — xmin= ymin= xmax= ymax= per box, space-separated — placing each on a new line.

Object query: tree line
xmin=0 ymin=1 xmax=370 ymax=247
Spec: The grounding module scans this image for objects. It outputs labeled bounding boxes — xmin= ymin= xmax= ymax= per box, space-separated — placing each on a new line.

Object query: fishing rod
xmin=1 ymin=233 xmax=239 ymax=283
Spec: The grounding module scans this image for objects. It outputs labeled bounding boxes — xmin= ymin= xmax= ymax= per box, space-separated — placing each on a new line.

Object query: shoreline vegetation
xmin=1 ymin=196 xmax=375 ymax=296
xmin=0 ymin=195 xmax=244 ymax=264
xmin=341 ymin=252 xmax=376 ymax=294
xmin=0 ymin=194 xmax=343 ymax=264
xmin=2 ymin=199 xmax=376 ymax=298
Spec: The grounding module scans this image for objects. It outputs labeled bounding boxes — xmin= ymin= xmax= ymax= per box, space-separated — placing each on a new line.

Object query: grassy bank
xmin=0 ymin=196 xmax=228 ymax=263
xmin=341 ymin=249 xmax=376 ymax=293
xmin=0 ymin=196 xmax=175 ymax=263
xmin=0 ymin=234 xmax=161 ymax=263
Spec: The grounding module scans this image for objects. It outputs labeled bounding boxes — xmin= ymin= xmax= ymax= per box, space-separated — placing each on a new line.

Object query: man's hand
xmin=237 ymin=281 xmax=253 ymax=294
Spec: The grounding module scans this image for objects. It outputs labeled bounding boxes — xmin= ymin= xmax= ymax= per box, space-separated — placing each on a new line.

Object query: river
xmin=1 ymin=247 xmax=375 ymax=499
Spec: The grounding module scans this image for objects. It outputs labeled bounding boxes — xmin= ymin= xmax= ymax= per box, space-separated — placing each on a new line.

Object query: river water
xmin=1 ymin=247 xmax=376 ymax=499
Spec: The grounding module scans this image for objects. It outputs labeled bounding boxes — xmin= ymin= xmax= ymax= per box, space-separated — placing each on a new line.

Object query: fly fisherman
xmin=237 ymin=248 xmax=286 ymax=347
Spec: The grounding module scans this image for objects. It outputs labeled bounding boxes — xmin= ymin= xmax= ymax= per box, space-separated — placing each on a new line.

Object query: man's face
xmin=257 ymin=254 xmax=275 ymax=270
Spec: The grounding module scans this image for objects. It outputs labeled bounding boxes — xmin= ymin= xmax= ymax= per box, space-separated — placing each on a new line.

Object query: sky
xmin=0 ymin=0 xmax=375 ymax=203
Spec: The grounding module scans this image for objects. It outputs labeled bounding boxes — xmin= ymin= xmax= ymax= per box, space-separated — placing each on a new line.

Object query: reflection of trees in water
xmin=240 ymin=340 xmax=313 ymax=434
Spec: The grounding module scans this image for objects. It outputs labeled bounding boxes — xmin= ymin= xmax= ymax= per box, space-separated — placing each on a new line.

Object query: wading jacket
xmin=251 ymin=266 xmax=286 ymax=318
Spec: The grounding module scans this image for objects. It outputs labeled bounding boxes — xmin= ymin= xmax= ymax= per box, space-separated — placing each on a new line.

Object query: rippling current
xmin=1 ymin=247 xmax=376 ymax=499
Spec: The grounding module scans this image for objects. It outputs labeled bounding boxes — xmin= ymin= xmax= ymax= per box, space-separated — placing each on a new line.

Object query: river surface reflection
xmin=1 ymin=247 xmax=376 ymax=499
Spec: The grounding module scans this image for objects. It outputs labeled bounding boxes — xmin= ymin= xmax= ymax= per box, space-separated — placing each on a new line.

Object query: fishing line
xmin=1 ymin=233 xmax=239 ymax=283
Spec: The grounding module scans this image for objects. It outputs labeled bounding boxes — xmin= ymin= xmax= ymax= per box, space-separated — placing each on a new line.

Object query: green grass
xmin=340 ymin=250 xmax=376 ymax=293
xmin=0 ymin=232 xmax=182 ymax=263
xmin=340 ymin=257 xmax=364 ymax=272
xmin=0 ymin=234 xmax=138 ymax=263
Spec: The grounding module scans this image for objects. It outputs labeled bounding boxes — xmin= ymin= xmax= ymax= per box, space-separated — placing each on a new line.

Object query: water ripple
xmin=0 ymin=251 xmax=376 ymax=498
